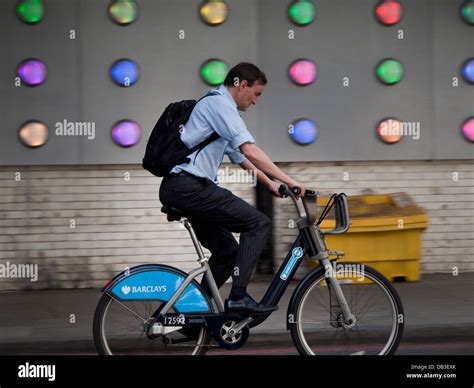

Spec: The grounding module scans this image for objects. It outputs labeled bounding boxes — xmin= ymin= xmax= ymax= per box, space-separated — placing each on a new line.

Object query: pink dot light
xmin=461 ymin=117 xmax=474 ymax=143
xmin=111 ymin=120 xmax=141 ymax=147
xmin=17 ymin=59 xmax=47 ymax=86
xmin=289 ymin=59 xmax=317 ymax=86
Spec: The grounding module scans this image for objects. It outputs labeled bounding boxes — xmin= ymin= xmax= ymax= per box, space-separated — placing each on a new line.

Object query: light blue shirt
xmin=170 ymin=84 xmax=256 ymax=184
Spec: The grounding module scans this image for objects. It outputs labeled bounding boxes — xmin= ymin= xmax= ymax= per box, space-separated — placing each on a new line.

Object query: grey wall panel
xmin=0 ymin=0 xmax=472 ymax=165
xmin=78 ymin=0 xmax=258 ymax=164
xmin=354 ymin=0 xmax=433 ymax=160
xmin=432 ymin=0 xmax=474 ymax=159
xmin=258 ymin=0 xmax=433 ymax=162
xmin=258 ymin=0 xmax=368 ymax=161
xmin=1 ymin=0 xmax=80 ymax=165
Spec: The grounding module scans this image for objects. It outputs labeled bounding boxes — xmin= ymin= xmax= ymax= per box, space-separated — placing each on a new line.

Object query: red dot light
xmin=375 ymin=1 xmax=402 ymax=26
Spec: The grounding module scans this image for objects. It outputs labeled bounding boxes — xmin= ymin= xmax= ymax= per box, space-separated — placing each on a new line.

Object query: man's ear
xmin=239 ymin=79 xmax=248 ymax=90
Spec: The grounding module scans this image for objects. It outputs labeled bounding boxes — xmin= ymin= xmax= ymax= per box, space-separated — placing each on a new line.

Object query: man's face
xmin=236 ymin=81 xmax=265 ymax=111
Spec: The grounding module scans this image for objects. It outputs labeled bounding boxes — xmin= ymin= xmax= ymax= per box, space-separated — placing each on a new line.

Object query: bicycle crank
xmin=214 ymin=320 xmax=249 ymax=350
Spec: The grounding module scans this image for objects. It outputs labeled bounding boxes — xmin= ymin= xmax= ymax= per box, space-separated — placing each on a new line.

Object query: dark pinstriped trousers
xmin=159 ymin=172 xmax=272 ymax=295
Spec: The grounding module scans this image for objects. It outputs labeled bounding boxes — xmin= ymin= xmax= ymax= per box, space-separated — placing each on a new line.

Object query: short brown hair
xmin=224 ymin=62 xmax=268 ymax=87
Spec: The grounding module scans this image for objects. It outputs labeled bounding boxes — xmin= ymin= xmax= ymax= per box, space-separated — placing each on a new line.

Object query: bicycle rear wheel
xmin=289 ymin=263 xmax=404 ymax=355
xmin=93 ymin=293 xmax=211 ymax=355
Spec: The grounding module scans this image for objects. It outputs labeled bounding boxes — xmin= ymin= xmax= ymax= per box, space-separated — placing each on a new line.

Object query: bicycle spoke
xmin=294 ymin=268 xmax=402 ymax=355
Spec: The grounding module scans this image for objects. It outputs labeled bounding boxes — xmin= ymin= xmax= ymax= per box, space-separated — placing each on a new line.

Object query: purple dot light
xmin=17 ymin=59 xmax=47 ymax=86
xmin=461 ymin=117 xmax=474 ymax=143
xmin=289 ymin=59 xmax=317 ymax=86
xmin=111 ymin=120 xmax=141 ymax=147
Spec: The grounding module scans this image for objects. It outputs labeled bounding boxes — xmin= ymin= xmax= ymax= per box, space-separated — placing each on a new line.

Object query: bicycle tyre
xmin=93 ymin=292 xmax=212 ymax=356
xmin=289 ymin=262 xmax=404 ymax=355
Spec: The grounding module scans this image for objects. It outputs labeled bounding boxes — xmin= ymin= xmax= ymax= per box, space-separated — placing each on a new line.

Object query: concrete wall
xmin=0 ymin=160 xmax=472 ymax=290
xmin=0 ymin=164 xmax=254 ymax=290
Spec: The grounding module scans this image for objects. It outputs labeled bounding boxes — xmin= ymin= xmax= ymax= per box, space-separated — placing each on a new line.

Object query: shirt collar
xmin=210 ymin=84 xmax=237 ymax=108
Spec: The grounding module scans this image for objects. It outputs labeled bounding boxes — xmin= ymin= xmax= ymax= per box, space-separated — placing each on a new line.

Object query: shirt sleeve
xmin=204 ymin=97 xmax=256 ymax=149
xmin=225 ymin=145 xmax=247 ymax=164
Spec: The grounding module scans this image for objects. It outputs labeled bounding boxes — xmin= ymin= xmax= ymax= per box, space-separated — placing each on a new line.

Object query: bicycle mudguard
xmin=102 ymin=264 xmax=212 ymax=313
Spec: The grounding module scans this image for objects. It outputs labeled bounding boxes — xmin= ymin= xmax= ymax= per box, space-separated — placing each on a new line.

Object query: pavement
xmin=0 ymin=272 xmax=473 ymax=354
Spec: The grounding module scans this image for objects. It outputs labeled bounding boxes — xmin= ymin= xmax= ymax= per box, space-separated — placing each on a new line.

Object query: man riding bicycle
xmin=159 ymin=62 xmax=306 ymax=314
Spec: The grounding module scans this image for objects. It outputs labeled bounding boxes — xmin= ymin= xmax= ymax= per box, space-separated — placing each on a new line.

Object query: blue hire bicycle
xmin=93 ymin=185 xmax=404 ymax=355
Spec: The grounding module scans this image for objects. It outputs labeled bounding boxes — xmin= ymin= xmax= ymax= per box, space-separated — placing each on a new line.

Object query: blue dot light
xmin=461 ymin=58 xmax=474 ymax=84
xmin=290 ymin=119 xmax=318 ymax=145
xmin=110 ymin=59 xmax=139 ymax=87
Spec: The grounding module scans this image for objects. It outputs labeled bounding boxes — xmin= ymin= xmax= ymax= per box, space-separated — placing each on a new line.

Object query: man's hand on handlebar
xmin=267 ymin=180 xmax=284 ymax=197
xmin=287 ymin=180 xmax=306 ymax=198
xmin=268 ymin=180 xmax=306 ymax=198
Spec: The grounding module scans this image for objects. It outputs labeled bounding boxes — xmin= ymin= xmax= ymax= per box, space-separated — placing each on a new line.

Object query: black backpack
xmin=142 ymin=95 xmax=220 ymax=177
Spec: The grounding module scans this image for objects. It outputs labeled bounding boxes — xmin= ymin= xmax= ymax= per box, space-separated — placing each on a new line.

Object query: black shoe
xmin=224 ymin=294 xmax=278 ymax=314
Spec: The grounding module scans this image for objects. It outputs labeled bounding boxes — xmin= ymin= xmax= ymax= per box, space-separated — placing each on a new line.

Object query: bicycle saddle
xmin=161 ymin=206 xmax=185 ymax=222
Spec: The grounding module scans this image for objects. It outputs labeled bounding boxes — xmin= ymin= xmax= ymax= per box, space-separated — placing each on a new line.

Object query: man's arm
xmin=239 ymin=143 xmax=305 ymax=195
xmin=238 ymin=158 xmax=282 ymax=197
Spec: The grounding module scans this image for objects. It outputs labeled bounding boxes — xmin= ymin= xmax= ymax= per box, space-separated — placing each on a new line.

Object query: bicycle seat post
xmin=181 ymin=218 xmax=207 ymax=264
xmin=182 ymin=218 xmax=225 ymax=312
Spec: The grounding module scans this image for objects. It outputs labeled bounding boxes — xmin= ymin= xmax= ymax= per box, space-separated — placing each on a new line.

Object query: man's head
xmin=224 ymin=62 xmax=267 ymax=111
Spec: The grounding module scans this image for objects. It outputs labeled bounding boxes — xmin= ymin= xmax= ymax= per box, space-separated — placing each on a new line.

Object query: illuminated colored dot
xmin=111 ymin=120 xmax=141 ymax=147
xmin=461 ymin=58 xmax=474 ymax=84
xmin=110 ymin=59 xmax=139 ymax=87
xmin=289 ymin=59 xmax=317 ymax=86
xmin=461 ymin=117 xmax=474 ymax=142
xmin=200 ymin=0 xmax=228 ymax=26
xmin=288 ymin=0 xmax=316 ymax=26
xmin=17 ymin=59 xmax=47 ymax=86
xmin=461 ymin=1 xmax=474 ymax=25
xmin=376 ymin=118 xmax=402 ymax=144
xmin=16 ymin=0 xmax=44 ymax=24
xmin=19 ymin=121 xmax=48 ymax=148
xmin=375 ymin=1 xmax=402 ymax=26
xmin=109 ymin=0 xmax=138 ymax=25
xmin=290 ymin=119 xmax=318 ymax=145
xmin=200 ymin=59 xmax=228 ymax=86
xmin=376 ymin=58 xmax=403 ymax=85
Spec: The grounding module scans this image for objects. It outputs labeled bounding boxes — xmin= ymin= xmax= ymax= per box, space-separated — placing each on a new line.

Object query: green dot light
xmin=288 ymin=0 xmax=316 ymax=26
xmin=461 ymin=1 xmax=474 ymax=25
xmin=200 ymin=59 xmax=228 ymax=86
xmin=376 ymin=58 xmax=404 ymax=85
xmin=109 ymin=0 xmax=138 ymax=26
xmin=16 ymin=0 xmax=44 ymax=24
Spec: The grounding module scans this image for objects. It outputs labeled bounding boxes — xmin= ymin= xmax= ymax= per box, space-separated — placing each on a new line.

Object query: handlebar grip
xmin=278 ymin=185 xmax=304 ymax=197
xmin=290 ymin=186 xmax=301 ymax=196
xmin=278 ymin=184 xmax=287 ymax=196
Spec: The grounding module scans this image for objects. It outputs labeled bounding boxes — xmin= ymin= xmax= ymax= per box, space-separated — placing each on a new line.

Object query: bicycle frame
xmin=152 ymin=186 xmax=354 ymax=333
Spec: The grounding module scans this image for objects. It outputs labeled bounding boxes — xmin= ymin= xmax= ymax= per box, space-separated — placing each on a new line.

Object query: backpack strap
xmin=187 ymin=92 xmax=221 ymax=154
xmin=188 ymin=131 xmax=220 ymax=154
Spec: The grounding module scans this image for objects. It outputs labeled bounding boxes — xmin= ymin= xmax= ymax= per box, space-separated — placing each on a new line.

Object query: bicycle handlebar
xmin=278 ymin=184 xmax=317 ymax=198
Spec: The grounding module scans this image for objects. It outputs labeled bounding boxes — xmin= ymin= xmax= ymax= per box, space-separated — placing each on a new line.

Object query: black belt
xmin=168 ymin=171 xmax=210 ymax=184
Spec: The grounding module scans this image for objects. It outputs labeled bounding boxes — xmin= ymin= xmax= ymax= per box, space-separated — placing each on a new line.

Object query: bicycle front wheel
xmin=93 ymin=293 xmax=212 ymax=355
xmin=289 ymin=262 xmax=404 ymax=355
